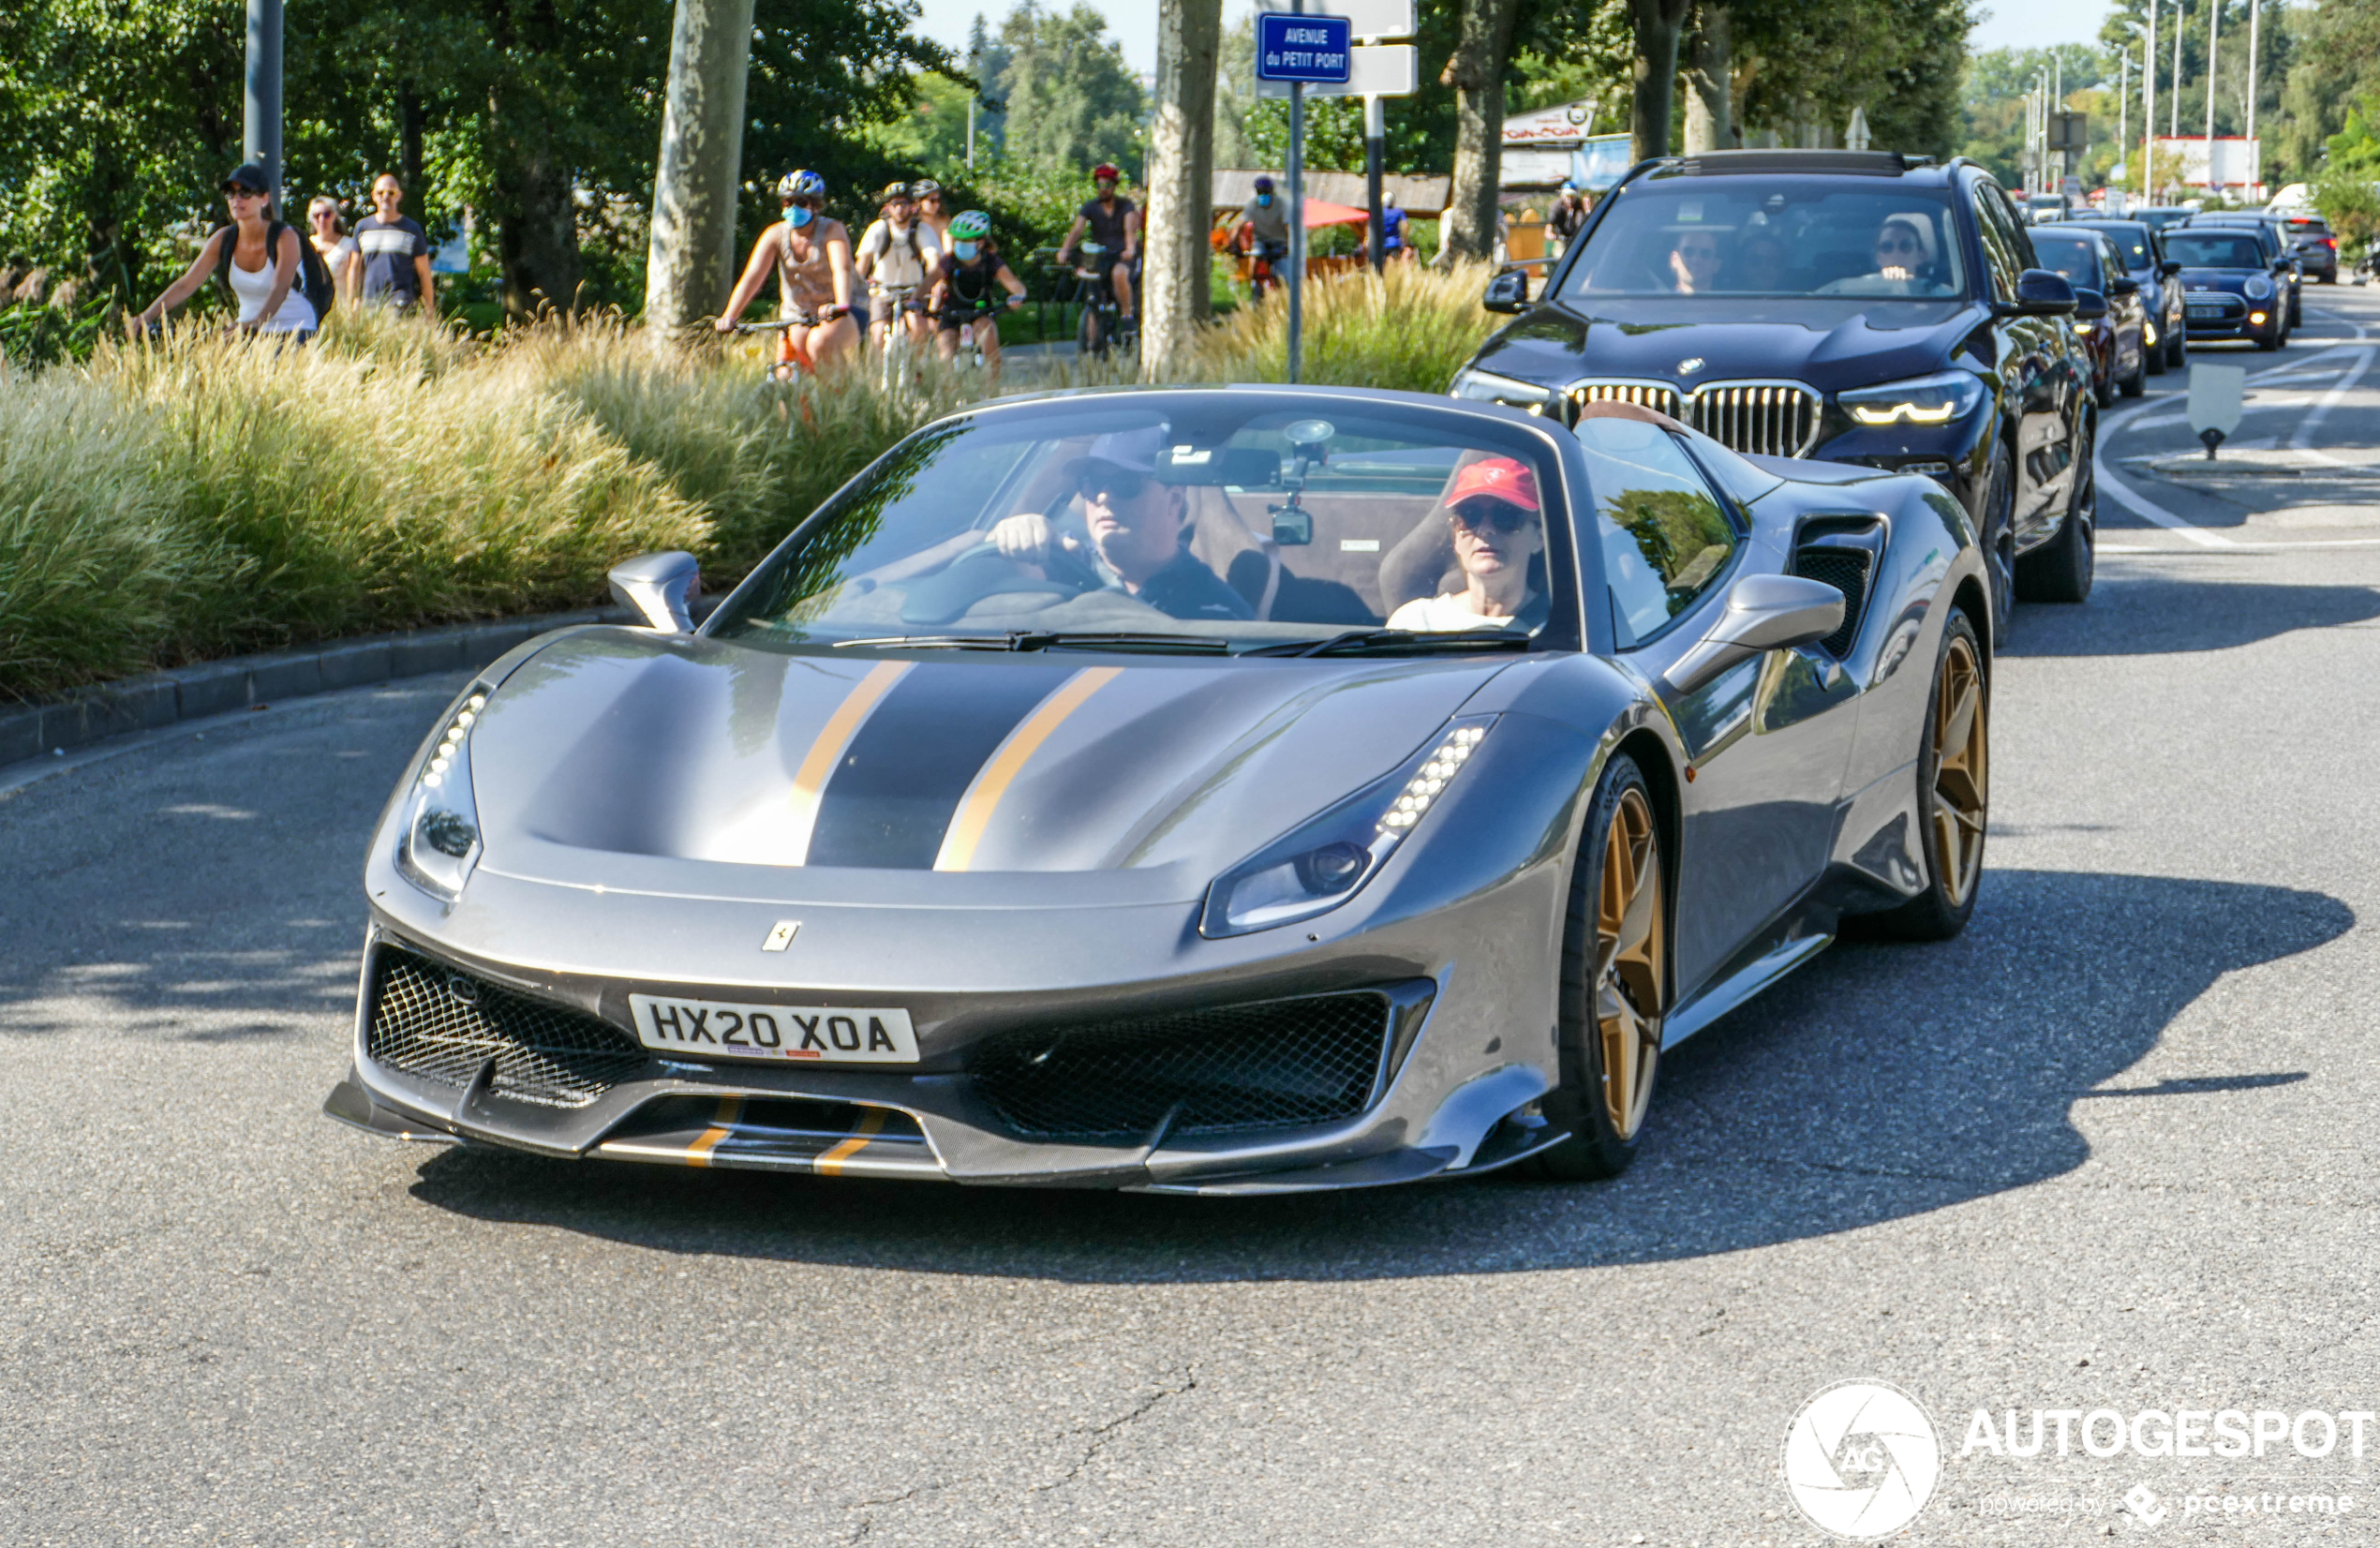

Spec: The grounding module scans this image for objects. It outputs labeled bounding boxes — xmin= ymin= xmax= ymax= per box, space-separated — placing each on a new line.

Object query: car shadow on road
xmin=2007 ymin=576 xmax=2380 ymax=657
xmin=403 ymin=869 xmax=2351 ymax=1281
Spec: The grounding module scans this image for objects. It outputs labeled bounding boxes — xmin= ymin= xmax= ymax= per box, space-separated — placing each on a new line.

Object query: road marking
xmin=2292 ymin=307 xmax=2376 ymax=468
xmin=2093 ymin=400 xmax=2233 ymax=546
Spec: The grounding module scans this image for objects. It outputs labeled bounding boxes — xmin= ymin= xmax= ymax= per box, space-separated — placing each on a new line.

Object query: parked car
xmin=2043 ymin=218 xmax=2185 ymax=374
xmin=2162 ymin=226 xmax=2291 ymax=350
xmin=2180 ymin=213 xmax=2305 ymax=327
xmin=326 ymin=387 xmax=2001 ymax=1191
xmin=1453 ymin=148 xmax=2098 ymax=633
xmin=2028 ymin=226 xmax=2148 ymax=403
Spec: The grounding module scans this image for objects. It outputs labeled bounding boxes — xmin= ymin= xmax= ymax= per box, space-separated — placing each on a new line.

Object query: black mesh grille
xmin=1793 ymin=549 xmax=1872 ymax=658
xmin=969 ymin=992 xmax=1392 ymax=1139
xmin=365 ymin=946 xmax=649 ymax=1109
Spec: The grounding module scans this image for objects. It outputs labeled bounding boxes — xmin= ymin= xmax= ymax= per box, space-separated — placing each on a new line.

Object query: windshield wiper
xmin=831 ymin=631 xmax=1227 ymax=654
xmin=1242 ymin=628 xmax=1533 ymax=658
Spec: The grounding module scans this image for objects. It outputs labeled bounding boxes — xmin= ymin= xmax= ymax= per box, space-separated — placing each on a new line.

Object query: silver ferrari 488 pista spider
xmin=328 ymin=385 xmax=1993 ymax=1193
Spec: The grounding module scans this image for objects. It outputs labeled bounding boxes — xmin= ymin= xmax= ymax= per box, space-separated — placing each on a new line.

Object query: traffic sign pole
xmin=1364 ymin=95 xmax=1383 ymax=273
xmin=1255 ymin=3 xmax=1350 ymax=385
xmin=1288 ymin=78 xmax=1304 ymax=383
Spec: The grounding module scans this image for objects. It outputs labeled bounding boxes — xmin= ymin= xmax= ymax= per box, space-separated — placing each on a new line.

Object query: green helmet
xmin=949 ymin=209 xmax=992 ymax=241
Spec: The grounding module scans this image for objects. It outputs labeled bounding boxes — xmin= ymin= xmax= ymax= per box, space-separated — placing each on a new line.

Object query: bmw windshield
xmin=1560 ymin=180 xmax=1971 ymax=301
xmin=706 ymin=395 xmax=1579 ymax=654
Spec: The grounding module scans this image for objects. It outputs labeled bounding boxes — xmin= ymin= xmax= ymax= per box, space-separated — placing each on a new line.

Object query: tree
xmin=993 ymin=2 xmax=1147 ymax=176
xmin=645 ymin=0 xmax=758 ymax=342
xmin=1627 ymin=0 xmax=1694 ymax=164
xmin=1439 ymin=0 xmax=1524 ymax=262
xmin=1143 ymin=0 xmax=1222 ymax=381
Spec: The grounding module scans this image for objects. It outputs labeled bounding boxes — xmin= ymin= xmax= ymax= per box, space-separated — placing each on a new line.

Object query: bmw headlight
xmin=1201 ymin=717 xmax=1496 ymax=938
xmin=2244 ymin=275 xmax=2275 ymax=300
xmin=1450 ymin=367 xmax=1557 ymax=414
xmin=1838 ymin=369 xmax=1986 ymax=428
xmin=397 ymin=684 xmax=490 ymax=901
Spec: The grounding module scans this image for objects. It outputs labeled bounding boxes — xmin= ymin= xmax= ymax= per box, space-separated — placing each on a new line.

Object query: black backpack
xmin=210 ymin=218 xmax=338 ymax=323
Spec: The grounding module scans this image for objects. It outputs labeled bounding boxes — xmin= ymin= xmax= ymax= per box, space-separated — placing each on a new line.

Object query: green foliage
xmin=1183 ymin=260 xmax=1501 ymax=394
xmin=0 ymin=290 xmax=115 ymax=369
xmin=978 ymin=2 xmax=1146 ymax=177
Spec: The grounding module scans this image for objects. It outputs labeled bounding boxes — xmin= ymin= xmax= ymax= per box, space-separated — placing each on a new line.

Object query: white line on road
xmin=2292 ymin=306 xmax=2376 ymax=468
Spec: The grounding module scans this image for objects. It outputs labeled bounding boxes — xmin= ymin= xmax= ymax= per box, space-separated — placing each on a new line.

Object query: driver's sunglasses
xmin=1079 ymin=469 xmax=1149 ymax=503
xmin=1450 ymin=499 xmax=1536 ymax=534
xmin=1877 ymin=236 xmax=1921 ymax=254
xmin=1678 ymin=244 xmax=1720 ymax=261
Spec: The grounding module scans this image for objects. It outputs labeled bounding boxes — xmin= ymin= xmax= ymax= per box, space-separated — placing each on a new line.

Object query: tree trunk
xmin=1629 ymin=0 xmax=1693 ymax=166
xmin=399 ymin=84 xmax=425 ymax=200
xmin=491 ymin=120 xmax=582 ymax=318
xmin=1438 ymin=0 xmax=1522 ymax=265
xmin=1682 ymin=5 xmax=1733 ymax=155
xmin=643 ymin=0 xmax=757 ymax=347
xmin=1142 ymin=0 xmax=1224 ymax=382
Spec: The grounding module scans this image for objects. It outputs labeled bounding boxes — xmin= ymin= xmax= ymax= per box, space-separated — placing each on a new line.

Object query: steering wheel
xmin=899 ymin=543 xmax=1094 ymax=626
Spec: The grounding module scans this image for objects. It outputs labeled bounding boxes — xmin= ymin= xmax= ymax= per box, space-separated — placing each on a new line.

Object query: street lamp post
xmin=2246 ymin=0 xmax=2261 ymax=199
xmin=2205 ymin=0 xmax=2220 ymax=193
xmin=245 ymin=0 xmax=283 ymax=210
xmin=2145 ymin=0 xmax=2156 ymax=197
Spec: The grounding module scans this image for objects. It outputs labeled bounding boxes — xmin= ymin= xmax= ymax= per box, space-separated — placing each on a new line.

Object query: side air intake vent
xmin=1792 ymin=516 xmax=1884 ymax=659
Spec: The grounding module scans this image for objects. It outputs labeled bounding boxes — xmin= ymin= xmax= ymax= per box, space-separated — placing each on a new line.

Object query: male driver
xmin=350 ymin=171 xmax=436 ymax=314
xmin=1056 ymin=163 xmax=1139 ymax=334
xmin=989 ymin=427 xmax=1250 ymax=621
xmin=1228 ymin=175 xmax=1290 ymax=292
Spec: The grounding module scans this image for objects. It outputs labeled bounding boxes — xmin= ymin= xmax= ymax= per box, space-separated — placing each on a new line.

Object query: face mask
xmin=1257 ymin=193 xmax=1272 ymax=207
xmin=954 ymin=240 xmax=978 ymax=261
xmin=789 ymin=205 xmax=815 ymax=229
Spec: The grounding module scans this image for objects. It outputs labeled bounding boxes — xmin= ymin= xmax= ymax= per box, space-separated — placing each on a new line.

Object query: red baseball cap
xmin=1445 ymin=456 xmax=1540 ymax=514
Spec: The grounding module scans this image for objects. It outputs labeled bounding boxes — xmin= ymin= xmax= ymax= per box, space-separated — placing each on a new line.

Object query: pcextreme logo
xmin=1782 ymin=1379 xmax=1943 ymax=1540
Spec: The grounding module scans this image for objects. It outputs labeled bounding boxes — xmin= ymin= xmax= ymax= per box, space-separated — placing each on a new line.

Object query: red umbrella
xmin=1301 ymin=199 xmax=1370 ymax=229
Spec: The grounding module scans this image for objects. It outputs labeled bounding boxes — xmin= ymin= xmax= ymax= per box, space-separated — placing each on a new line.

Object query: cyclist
xmin=855 ymin=180 xmax=943 ymax=352
xmin=1380 ymin=191 xmax=1414 ymax=264
xmin=716 ymin=169 xmax=858 ymax=374
xmin=929 ymin=210 xmax=1027 ymax=377
xmin=911 ymin=179 xmax=951 ymax=247
xmin=1227 ymin=175 xmax=1291 ymax=299
xmin=1056 ymin=162 xmax=1139 ymax=335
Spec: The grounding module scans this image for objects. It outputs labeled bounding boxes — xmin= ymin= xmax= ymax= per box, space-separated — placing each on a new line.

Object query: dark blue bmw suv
xmin=1452 ymin=150 xmax=2100 ymax=624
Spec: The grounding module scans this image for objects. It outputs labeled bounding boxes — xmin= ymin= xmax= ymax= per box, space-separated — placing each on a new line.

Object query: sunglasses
xmin=1678 ymin=245 xmax=1720 ymax=260
xmin=221 ymin=185 xmax=263 ymax=198
xmin=1877 ymin=237 xmax=1921 ymax=254
xmin=1450 ymin=499 xmax=1536 ymax=534
xmin=1079 ymin=469 xmax=1150 ymax=504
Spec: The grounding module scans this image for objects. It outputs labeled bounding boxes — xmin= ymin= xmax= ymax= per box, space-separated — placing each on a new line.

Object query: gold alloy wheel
xmin=1929 ymin=633 xmax=1989 ymax=907
xmin=1596 ymin=785 xmax=1664 ymax=1141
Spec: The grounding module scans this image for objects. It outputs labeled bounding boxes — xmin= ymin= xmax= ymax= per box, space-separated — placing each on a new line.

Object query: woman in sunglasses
xmin=1387 ymin=456 xmax=1548 ymax=632
xmin=128 ymin=163 xmax=319 ymax=341
xmin=1820 ymin=215 xmax=1951 ymax=296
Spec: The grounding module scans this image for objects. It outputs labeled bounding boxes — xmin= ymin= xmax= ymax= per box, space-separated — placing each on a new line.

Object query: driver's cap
xmin=1062 ymin=425 xmax=1168 ymax=481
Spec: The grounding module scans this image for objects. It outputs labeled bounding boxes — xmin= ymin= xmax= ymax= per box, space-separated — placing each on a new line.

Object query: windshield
xmin=2068 ymin=223 xmax=2150 ymax=267
xmin=1558 ymin=179 xmax=1969 ymax=301
xmin=706 ymin=396 xmax=1575 ymax=652
xmin=2026 ymin=231 xmax=2105 ymax=289
xmin=2165 ymin=232 xmax=2266 ymax=269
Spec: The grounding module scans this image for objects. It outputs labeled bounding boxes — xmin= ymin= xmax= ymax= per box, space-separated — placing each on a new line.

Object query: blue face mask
xmin=954 ymin=240 xmax=979 ymax=261
xmin=788 ymin=204 xmax=815 ymax=229
xmin=1257 ymin=193 xmax=1272 ymax=207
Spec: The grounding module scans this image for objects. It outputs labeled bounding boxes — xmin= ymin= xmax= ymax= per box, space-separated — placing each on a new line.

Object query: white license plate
xmin=629 ymin=994 xmax=919 ymax=1064
xmin=2187 ymin=305 xmax=2225 ymax=319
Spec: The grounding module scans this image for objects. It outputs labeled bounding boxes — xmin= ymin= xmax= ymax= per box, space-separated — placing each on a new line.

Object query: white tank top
xmin=226 ymin=242 xmax=318 ymax=333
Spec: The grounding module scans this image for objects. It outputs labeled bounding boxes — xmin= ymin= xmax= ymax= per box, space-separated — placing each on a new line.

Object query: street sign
xmin=2187 ymin=363 xmax=2244 ymax=458
xmin=2048 ymin=112 xmax=2088 ymax=152
xmin=1254 ymin=42 xmax=1415 ymax=98
xmin=1256 ymin=0 xmax=1410 ymax=39
xmin=1257 ymin=13 xmax=1352 ymax=84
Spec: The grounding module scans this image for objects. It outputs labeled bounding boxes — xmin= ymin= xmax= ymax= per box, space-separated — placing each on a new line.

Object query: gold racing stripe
xmin=932 ymin=666 xmax=1123 ymax=871
xmin=784 ymin=661 xmax=912 ymax=864
xmin=686 ymin=1096 xmax=744 ymax=1167
xmin=815 ymin=1107 xmax=888 ymax=1176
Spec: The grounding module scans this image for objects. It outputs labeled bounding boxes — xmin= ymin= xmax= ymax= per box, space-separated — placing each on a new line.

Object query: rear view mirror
xmin=2073 ymin=287 xmax=2110 ymax=321
xmin=1663 ymin=574 xmax=1847 ymax=695
xmin=2110 ymin=275 xmax=2140 ymax=296
xmin=1483 ymin=269 xmax=1529 ymax=314
xmin=608 ymin=550 xmax=700 ymax=632
xmin=2003 ymin=268 xmax=2079 ymax=318
xmin=2160 ymin=259 xmax=2183 ymax=277
xmin=1158 ymin=446 xmax=1281 ymax=488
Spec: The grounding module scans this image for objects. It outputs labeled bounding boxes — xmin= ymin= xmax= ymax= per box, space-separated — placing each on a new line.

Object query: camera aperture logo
xmin=1783 ymin=1380 xmax=1942 ymax=1539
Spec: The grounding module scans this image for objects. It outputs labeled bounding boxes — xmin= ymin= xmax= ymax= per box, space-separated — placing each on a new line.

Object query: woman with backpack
xmin=128 ymin=164 xmax=334 ymax=343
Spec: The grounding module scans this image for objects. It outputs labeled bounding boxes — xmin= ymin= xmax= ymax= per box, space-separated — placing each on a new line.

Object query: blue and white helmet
xmin=777 ymin=169 xmax=827 ymax=202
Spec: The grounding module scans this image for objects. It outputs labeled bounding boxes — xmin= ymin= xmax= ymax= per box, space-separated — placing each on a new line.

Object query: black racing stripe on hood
xmin=806 ymin=662 xmax=1080 ymax=869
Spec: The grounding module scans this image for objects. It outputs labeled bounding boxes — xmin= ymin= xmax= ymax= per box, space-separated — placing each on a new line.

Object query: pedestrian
xmin=1547 ymin=181 xmax=1589 ymax=257
xmin=350 ymin=171 xmax=437 ymax=315
xmin=126 ymin=163 xmax=325 ymax=344
xmin=1381 ymin=193 xmax=1414 ymax=264
xmin=306 ymin=196 xmax=358 ymax=300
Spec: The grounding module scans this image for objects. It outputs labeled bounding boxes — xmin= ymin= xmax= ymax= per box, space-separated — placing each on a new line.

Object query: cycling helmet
xmin=777 ymin=169 xmax=827 ymax=202
xmin=910 ymin=178 xmax=942 ymax=200
xmin=1093 ymin=163 xmax=1122 ymax=184
xmin=1253 ymin=174 xmax=1274 ymax=193
xmin=948 ymin=209 xmax=992 ymax=240
xmin=878 ymin=180 xmax=913 ymax=203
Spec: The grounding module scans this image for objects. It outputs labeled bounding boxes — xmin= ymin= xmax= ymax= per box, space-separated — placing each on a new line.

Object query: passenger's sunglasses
xmin=1079 ymin=469 xmax=1150 ymax=503
xmin=1450 ymin=499 xmax=1536 ymax=534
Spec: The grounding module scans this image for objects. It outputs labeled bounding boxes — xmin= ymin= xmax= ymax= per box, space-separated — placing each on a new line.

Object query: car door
xmin=2100 ymin=234 xmax=2146 ymax=375
xmin=1973 ymin=183 xmax=2080 ymax=546
xmin=1575 ymin=414 xmax=1859 ymax=1002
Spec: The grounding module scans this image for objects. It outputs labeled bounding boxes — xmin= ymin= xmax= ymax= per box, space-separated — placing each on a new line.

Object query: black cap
xmin=221 ymin=163 xmax=271 ymax=195
xmin=1061 ymin=425 xmax=1168 ymax=482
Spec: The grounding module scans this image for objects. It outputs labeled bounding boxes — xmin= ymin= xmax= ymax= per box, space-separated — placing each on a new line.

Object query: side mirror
xmin=2160 ymin=259 xmax=2183 ymax=277
xmin=608 ymin=550 xmax=701 ymax=632
xmin=2110 ymin=275 xmax=2140 ymax=296
xmin=1663 ymin=574 xmax=1847 ymax=695
xmin=1482 ymin=268 xmax=1529 ymax=314
xmin=2073 ymin=287 xmax=2110 ymax=320
xmin=2003 ymin=268 xmax=2079 ymax=317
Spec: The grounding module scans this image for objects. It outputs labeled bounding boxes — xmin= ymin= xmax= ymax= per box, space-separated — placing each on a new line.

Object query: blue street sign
xmin=1256 ymin=13 xmax=1352 ymax=84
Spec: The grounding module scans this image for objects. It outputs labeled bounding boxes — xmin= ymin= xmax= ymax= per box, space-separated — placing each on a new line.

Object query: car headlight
xmin=2144 ymin=320 xmax=2158 ymax=345
xmin=397 ymin=684 xmax=491 ymax=901
xmin=1838 ymin=369 xmax=1986 ymax=427
xmin=2073 ymin=320 xmax=2096 ymax=335
xmin=1450 ymin=366 xmax=1557 ymax=414
xmin=1200 ymin=717 xmax=1495 ymax=938
xmin=2245 ymin=275 xmax=2274 ymax=300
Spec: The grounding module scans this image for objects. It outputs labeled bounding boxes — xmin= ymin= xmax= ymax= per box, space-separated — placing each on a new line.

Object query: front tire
xmin=1972 ymin=439 xmax=2017 ymax=639
xmin=1535 ymin=755 xmax=1666 ymax=1182
xmin=2120 ymin=340 xmax=2146 ymax=397
xmin=2167 ymin=325 xmax=2187 ymax=368
xmin=1858 ymin=613 xmax=1988 ymax=942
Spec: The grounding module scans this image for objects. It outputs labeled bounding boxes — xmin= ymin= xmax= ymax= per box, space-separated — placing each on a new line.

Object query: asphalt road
xmin=7 ymin=288 xmax=2380 ymax=1547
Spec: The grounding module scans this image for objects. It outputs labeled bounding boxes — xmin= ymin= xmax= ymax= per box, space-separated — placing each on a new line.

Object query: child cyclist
xmin=716 ymin=169 xmax=858 ymax=375
xmin=928 ymin=211 xmax=1027 ymax=378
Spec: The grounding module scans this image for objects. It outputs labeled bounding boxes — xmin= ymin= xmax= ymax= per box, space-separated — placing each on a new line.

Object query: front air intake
xmin=364 ymin=945 xmax=649 ymax=1108
xmin=1792 ymin=516 xmax=1883 ymax=659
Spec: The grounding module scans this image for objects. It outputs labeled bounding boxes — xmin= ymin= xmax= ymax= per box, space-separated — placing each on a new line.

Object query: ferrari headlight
xmin=2244 ymin=275 xmax=2275 ymax=300
xmin=1838 ymin=369 xmax=1986 ymax=427
xmin=1200 ymin=717 xmax=1496 ymax=938
xmin=1450 ymin=367 xmax=1556 ymax=414
xmin=397 ymin=685 xmax=490 ymax=901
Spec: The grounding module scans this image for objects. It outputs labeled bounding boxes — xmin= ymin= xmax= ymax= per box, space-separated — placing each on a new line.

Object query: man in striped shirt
xmin=349 ymin=172 xmax=438 ymax=315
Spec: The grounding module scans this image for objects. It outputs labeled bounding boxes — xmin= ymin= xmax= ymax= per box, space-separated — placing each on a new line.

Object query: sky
xmin=907 ymin=0 xmax=2113 ymax=81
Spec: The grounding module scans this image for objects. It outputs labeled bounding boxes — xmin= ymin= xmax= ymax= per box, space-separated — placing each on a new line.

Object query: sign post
xmin=245 ymin=0 xmax=283 ymax=209
xmin=1260 ymin=0 xmax=1412 ymax=275
xmin=1256 ymin=7 xmax=1350 ymax=382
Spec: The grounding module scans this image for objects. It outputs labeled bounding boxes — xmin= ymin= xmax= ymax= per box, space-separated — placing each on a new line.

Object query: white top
xmin=1387 ymin=592 xmax=1519 ymax=632
xmin=315 ymin=235 xmax=358 ymax=287
xmin=857 ymin=218 xmax=943 ymax=294
xmin=225 ymin=241 xmax=318 ymax=332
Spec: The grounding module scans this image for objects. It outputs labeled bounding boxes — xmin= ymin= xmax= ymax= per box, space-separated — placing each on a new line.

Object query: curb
xmin=0 ymin=608 xmax=630 ymax=771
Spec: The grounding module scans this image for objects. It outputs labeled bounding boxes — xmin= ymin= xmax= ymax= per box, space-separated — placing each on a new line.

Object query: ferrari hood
xmin=1474 ymin=296 xmax=1981 ymax=397
xmin=454 ymin=628 xmax=1519 ymax=904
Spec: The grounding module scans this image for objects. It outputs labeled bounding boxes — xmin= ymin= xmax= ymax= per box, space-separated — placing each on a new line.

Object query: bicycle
xmin=731 ymin=305 xmax=838 ymax=381
xmin=1062 ymin=241 xmax=1126 ymax=359
xmin=1246 ymin=236 xmax=1287 ymax=303
xmin=870 ymin=282 xmax=928 ymax=398
xmin=934 ymin=293 xmax=1019 ymax=372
